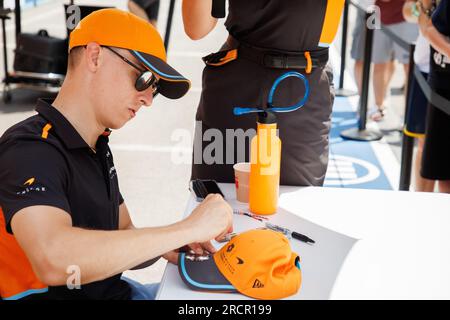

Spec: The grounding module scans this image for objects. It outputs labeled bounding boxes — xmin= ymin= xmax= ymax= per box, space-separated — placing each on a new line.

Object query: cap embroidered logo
xmin=252 ymin=279 xmax=264 ymax=288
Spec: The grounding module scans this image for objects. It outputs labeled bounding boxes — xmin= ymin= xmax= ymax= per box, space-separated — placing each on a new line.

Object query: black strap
xmin=414 ymin=66 xmax=450 ymax=117
xmin=211 ymin=0 xmax=226 ymax=18
xmin=238 ymin=42 xmax=328 ymax=70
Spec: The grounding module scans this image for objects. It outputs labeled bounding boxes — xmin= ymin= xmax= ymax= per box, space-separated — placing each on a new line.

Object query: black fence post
xmin=1 ymin=14 xmax=7 ymax=79
xmin=340 ymin=9 xmax=383 ymax=141
xmin=164 ymin=0 xmax=176 ymax=52
xmin=336 ymin=0 xmax=357 ymax=97
xmin=14 ymin=0 xmax=20 ymax=42
xmin=399 ymin=44 xmax=416 ymax=191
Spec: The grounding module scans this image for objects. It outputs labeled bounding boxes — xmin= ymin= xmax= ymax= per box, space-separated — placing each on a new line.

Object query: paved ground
xmin=0 ymin=1 xmax=421 ymax=285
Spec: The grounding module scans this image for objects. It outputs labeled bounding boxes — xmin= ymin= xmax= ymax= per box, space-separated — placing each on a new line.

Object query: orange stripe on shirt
xmin=319 ymin=0 xmax=345 ymax=47
xmin=41 ymin=123 xmax=52 ymax=139
xmin=0 ymin=207 xmax=48 ymax=299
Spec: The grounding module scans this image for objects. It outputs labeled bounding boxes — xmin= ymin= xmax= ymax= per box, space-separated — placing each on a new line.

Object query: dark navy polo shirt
xmin=0 ymin=99 xmax=130 ymax=300
xmin=430 ymin=1 xmax=450 ymax=78
xmin=433 ymin=0 xmax=449 ymax=36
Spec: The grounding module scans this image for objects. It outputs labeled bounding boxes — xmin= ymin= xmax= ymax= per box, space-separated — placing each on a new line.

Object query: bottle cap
xmin=257 ymin=110 xmax=277 ymax=124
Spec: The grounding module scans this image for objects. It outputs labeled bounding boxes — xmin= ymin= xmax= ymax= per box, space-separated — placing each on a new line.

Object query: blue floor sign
xmin=324 ymin=96 xmax=393 ymax=190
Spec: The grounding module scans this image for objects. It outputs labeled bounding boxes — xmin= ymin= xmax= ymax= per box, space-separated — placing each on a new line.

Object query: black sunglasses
xmin=104 ymin=46 xmax=159 ymax=97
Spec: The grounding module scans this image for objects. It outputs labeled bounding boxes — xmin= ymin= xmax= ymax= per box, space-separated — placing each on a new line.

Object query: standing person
xmin=403 ymin=0 xmax=439 ymax=192
xmin=351 ymin=0 xmax=378 ymax=94
xmin=370 ymin=0 xmax=418 ymax=121
xmin=0 ymin=9 xmax=232 ymax=300
xmin=128 ymin=0 xmax=160 ymax=27
xmin=183 ymin=0 xmax=345 ymax=186
xmin=419 ymin=0 xmax=450 ymax=193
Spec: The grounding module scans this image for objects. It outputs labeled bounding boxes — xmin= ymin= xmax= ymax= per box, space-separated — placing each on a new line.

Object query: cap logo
xmin=252 ymin=279 xmax=264 ymax=289
xmin=236 ymin=257 xmax=244 ymax=265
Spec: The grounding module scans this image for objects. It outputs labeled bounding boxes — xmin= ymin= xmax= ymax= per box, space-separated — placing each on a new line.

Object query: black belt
xmin=203 ymin=36 xmax=329 ymax=73
xmin=238 ymin=42 xmax=328 ymax=72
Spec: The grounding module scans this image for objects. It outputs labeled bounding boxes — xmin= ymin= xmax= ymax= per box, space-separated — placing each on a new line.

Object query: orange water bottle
xmin=233 ymin=72 xmax=310 ymax=214
xmin=249 ymin=111 xmax=281 ymax=215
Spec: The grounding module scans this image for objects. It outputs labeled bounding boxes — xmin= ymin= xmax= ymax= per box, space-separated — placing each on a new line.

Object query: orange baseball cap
xmin=69 ymin=8 xmax=190 ymax=99
xmin=178 ymin=229 xmax=302 ymax=300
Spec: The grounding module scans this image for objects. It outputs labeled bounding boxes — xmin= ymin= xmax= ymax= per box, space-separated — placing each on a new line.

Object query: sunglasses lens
xmin=135 ymin=72 xmax=155 ymax=91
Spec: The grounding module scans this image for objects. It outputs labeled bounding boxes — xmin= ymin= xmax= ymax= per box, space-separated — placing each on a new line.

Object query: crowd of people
xmin=351 ymin=0 xmax=450 ymax=193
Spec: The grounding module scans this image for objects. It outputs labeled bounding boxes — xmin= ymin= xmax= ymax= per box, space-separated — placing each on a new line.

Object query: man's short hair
xmin=67 ymin=46 xmax=84 ymax=71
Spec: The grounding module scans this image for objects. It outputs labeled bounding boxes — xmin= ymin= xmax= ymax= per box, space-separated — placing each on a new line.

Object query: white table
xmin=157 ymin=184 xmax=450 ymax=300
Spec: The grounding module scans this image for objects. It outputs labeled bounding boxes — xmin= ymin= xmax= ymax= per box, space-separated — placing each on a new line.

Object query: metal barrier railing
xmin=336 ymin=0 xmax=358 ymax=97
xmin=340 ymin=1 xmax=383 ymax=142
xmin=164 ymin=0 xmax=176 ymax=51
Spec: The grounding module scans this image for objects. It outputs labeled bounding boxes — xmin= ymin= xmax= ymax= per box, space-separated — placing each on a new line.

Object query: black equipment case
xmin=14 ymin=29 xmax=68 ymax=75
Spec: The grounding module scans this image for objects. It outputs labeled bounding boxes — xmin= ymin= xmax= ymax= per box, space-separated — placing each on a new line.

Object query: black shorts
xmin=421 ymin=74 xmax=450 ymax=180
xmin=131 ymin=0 xmax=160 ymax=21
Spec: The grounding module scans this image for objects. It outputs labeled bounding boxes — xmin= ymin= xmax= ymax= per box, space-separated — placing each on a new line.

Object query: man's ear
xmin=84 ymin=42 xmax=102 ymax=72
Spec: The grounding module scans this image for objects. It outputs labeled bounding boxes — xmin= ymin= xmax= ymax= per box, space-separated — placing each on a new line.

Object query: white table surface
xmin=157 ymin=184 xmax=450 ymax=300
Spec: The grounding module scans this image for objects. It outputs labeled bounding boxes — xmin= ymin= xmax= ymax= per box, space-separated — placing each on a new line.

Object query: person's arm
xmin=128 ymin=0 xmax=149 ymax=21
xmin=118 ymin=202 xmax=160 ymax=270
xmin=118 ymin=201 xmax=216 ymax=269
xmin=421 ymin=20 xmax=450 ymax=56
xmin=118 ymin=202 xmax=135 ymax=230
xmin=419 ymin=1 xmax=450 ymax=57
xmin=11 ymin=194 xmax=232 ymax=286
xmin=182 ymin=0 xmax=218 ymax=40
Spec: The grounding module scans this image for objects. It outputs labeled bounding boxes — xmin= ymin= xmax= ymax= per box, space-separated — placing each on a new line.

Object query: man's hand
xmin=163 ymin=241 xmax=217 ymax=265
xmin=163 ymin=250 xmax=179 ymax=265
xmin=183 ymin=193 xmax=233 ymax=244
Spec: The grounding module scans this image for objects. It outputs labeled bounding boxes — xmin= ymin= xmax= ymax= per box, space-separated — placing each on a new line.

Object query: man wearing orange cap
xmin=0 ymin=9 xmax=233 ymax=300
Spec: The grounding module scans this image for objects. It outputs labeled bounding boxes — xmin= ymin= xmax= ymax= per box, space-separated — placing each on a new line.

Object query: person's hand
xmin=163 ymin=241 xmax=217 ymax=265
xmin=186 ymin=241 xmax=217 ymax=255
xmin=184 ymin=193 xmax=233 ymax=244
xmin=403 ymin=0 xmax=419 ymax=23
xmin=163 ymin=250 xmax=179 ymax=265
